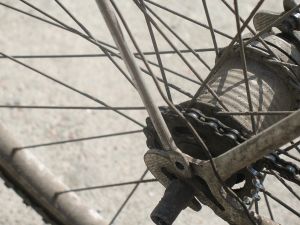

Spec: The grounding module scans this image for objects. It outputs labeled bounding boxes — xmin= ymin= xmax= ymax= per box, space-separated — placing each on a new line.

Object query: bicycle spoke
xmin=0 ymin=1 xmax=66 ymax=30
xmin=18 ymin=0 xmax=136 ymax=89
xmin=281 ymin=140 xmax=300 ymax=153
xmin=134 ymin=0 xmax=212 ymax=74
xmin=56 ymin=178 xmax=157 ymax=194
xmin=19 ymin=0 xmax=71 ymax=30
xmin=2 ymin=0 xmax=217 ymax=64
xmin=140 ymin=0 xmax=173 ymax=102
xmin=0 ymin=52 xmax=145 ymax=128
xmin=201 ymin=0 xmax=219 ymax=56
xmin=110 ymin=0 xmax=192 ymax=109
xmin=143 ymin=0 xmax=233 ymax=40
xmin=133 ymin=0 xmax=229 ymax=111
xmin=1 ymin=1 xmax=119 ymax=52
xmin=138 ymin=66 xmax=193 ymax=97
xmin=277 ymin=150 xmax=300 ymax=163
xmin=5 ymin=0 xmax=219 ymax=90
xmin=54 ymin=1 xmax=192 ymax=97
xmin=216 ymin=111 xmax=294 ymax=116
xmin=140 ymin=2 xmax=211 ymax=70
xmin=52 ymin=0 xmax=195 ymax=98
xmin=109 ymin=169 xmax=148 ymax=225
xmin=190 ymin=0 xmax=265 ymax=105
xmin=0 ymin=105 xmax=146 ymax=110
xmin=138 ymin=55 xmax=201 ymax=86
xmin=269 ymin=170 xmax=300 ymax=201
xmin=0 ymin=48 xmax=218 ymax=59
xmin=14 ymin=130 xmax=143 ymax=150
xmin=234 ymin=0 xmax=256 ymax=133
xmin=290 ymin=140 xmax=300 ymax=154
xmin=3 ymin=1 xmax=197 ymax=96
xmin=220 ymin=0 xmax=280 ymax=60
xmin=263 ymin=191 xmax=274 ymax=221
xmin=254 ymin=198 xmax=259 ymax=214
xmin=263 ymin=190 xmax=300 ymax=218
xmin=5 ymin=1 xmax=194 ymax=117
xmin=0 ymin=2 xmax=113 ymax=51
xmin=108 ymin=2 xmax=231 ymax=183
xmin=55 ymin=0 xmax=138 ymax=88
xmin=54 ymin=0 xmax=92 ymax=36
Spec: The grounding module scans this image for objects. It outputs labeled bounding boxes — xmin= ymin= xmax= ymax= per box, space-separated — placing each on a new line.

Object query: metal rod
xmin=202 ymin=0 xmax=219 ymax=56
xmin=213 ymin=110 xmax=300 ymax=180
xmin=0 ymin=52 xmax=145 ymax=128
xmin=56 ymin=178 xmax=157 ymax=194
xmin=0 ymin=124 xmax=106 ymax=225
xmin=134 ymin=0 xmax=228 ymax=111
xmin=95 ymin=0 xmax=176 ymax=151
xmin=0 ymin=48 xmax=217 ymax=59
xmin=216 ymin=111 xmax=294 ymax=115
xmin=140 ymin=0 xmax=173 ymax=102
xmin=189 ymin=0 xmax=265 ymax=105
xmin=140 ymin=2 xmax=211 ymax=70
xmin=143 ymin=0 xmax=233 ymax=40
xmin=234 ymin=0 xmax=257 ymax=134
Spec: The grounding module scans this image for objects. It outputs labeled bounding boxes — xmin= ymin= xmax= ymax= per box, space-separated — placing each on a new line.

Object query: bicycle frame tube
xmin=95 ymin=0 xmax=177 ymax=152
xmin=212 ymin=110 xmax=300 ymax=180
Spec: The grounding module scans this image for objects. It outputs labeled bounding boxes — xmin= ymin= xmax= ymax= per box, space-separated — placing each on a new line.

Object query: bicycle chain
xmin=145 ymin=106 xmax=248 ymax=159
xmin=260 ymin=153 xmax=300 ymax=185
xmin=183 ymin=107 xmax=248 ymax=145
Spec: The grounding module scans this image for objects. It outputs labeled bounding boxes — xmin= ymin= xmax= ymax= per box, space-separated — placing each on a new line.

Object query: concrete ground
xmin=0 ymin=1 xmax=298 ymax=225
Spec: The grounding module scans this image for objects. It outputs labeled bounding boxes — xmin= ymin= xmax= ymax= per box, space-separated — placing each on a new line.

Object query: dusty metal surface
xmin=211 ymin=110 xmax=300 ymax=180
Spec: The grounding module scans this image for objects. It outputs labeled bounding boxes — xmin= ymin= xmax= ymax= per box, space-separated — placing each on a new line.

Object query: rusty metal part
xmin=206 ymin=110 xmax=300 ymax=180
xmin=150 ymin=180 xmax=197 ymax=225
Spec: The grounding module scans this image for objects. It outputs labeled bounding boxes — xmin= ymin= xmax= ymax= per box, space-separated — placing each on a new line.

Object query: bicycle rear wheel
xmin=0 ymin=1 xmax=299 ymax=225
